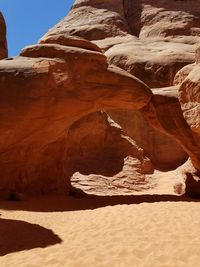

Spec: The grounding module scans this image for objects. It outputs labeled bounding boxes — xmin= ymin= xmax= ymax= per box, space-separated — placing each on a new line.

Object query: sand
xmin=0 ymin=195 xmax=200 ymax=267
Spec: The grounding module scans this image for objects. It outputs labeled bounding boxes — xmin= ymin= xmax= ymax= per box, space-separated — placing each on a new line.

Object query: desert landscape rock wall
xmin=0 ymin=0 xmax=200 ymax=197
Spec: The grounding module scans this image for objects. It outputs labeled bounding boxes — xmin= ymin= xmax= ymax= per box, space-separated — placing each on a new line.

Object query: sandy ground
xmin=0 ymin=194 xmax=200 ymax=267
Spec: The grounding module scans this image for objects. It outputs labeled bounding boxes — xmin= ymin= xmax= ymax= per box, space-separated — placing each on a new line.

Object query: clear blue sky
xmin=0 ymin=0 xmax=75 ymax=56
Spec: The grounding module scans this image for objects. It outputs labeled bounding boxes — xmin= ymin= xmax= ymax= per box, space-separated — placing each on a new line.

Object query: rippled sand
xmin=0 ymin=195 xmax=200 ymax=267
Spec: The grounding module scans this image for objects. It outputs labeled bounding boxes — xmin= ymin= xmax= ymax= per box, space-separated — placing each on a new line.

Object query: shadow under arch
xmin=65 ymin=110 xmax=139 ymax=178
xmin=0 ymin=194 xmax=199 ymax=213
xmin=0 ymin=218 xmax=62 ymax=256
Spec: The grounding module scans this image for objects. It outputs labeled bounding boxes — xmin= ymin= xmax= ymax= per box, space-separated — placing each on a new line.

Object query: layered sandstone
xmin=71 ymin=156 xmax=153 ymax=196
xmin=0 ymin=12 xmax=7 ymax=59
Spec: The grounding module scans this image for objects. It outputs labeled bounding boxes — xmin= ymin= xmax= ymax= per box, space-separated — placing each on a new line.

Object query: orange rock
xmin=20 ymin=43 xmax=106 ymax=65
xmin=142 ymin=88 xmax=200 ymax=172
xmin=0 ymin=46 xmax=151 ymax=194
xmin=107 ymin=109 xmax=188 ymax=170
xmin=71 ymin=156 xmax=153 ymax=196
xmin=0 ymin=1 xmax=200 ymax=197
xmin=39 ymin=34 xmax=102 ymax=52
xmin=45 ymin=0 xmax=200 ymax=87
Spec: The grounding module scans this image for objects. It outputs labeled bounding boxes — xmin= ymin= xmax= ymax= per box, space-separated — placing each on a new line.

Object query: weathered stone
xmin=174 ymin=63 xmax=196 ymax=86
xmin=0 ymin=1 xmax=200 ymax=197
xmin=44 ymin=0 xmax=200 ymax=88
xmin=142 ymin=89 xmax=200 ymax=172
xmin=71 ymin=156 xmax=153 ymax=196
xmin=41 ymin=0 xmax=130 ymax=42
xmin=0 ymin=45 xmax=151 ymax=194
xmin=20 ymin=43 xmax=106 ymax=65
xmin=107 ymin=108 xmax=188 ymax=170
xmin=39 ymin=34 xmax=102 ymax=52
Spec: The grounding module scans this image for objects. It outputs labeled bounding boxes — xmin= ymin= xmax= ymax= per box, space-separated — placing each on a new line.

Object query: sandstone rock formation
xmin=172 ymin=48 xmax=200 ymax=176
xmin=0 ymin=2 xmax=200 ymax=197
xmin=60 ymin=0 xmax=200 ymax=181
xmin=0 ymin=38 xmax=151 ymax=195
xmin=47 ymin=0 xmax=195 ymax=174
xmin=42 ymin=0 xmax=200 ymax=88
xmin=0 ymin=12 xmax=7 ymax=59
xmin=71 ymin=156 xmax=153 ymax=196
xmin=107 ymin=109 xmax=188 ymax=170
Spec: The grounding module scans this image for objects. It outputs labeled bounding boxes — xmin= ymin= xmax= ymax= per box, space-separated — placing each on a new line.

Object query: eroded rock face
xmin=0 ymin=12 xmax=7 ymax=59
xmin=107 ymin=109 xmax=188 ymax=170
xmin=44 ymin=0 xmax=190 ymax=171
xmin=0 ymin=39 xmax=152 ymax=195
xmin=40 ymin=0 xmax=130 ymax=42
xmin=179 ymin=65 xmax=200 ymax=135
xmin=174 ymin=63 xmax=196 ymax=86
xmin=101 ymin=0 xmax=200 ymax=87
xmin=142 ymin=88 xmax=200 ymax=172
xmin=0 ymin=2 xmax=199 ymax=197
xmin=174 ymin=47 xmax=200 ymax=137
xmin=43 ymin=0 xmax=200 ymax=88
xmin=124 ymin=0 xmax=200 ymax=39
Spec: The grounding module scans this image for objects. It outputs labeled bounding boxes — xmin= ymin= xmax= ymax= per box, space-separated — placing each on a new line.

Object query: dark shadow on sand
xmin=0 ymin=218 xmax=62 ymax=256
xmin=0 ymin=194 xmax=199 ymax=213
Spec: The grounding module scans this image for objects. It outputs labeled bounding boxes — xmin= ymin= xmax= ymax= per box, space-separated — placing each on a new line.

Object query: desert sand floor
xmin=0 ymin=195 xmax=200 ymax=267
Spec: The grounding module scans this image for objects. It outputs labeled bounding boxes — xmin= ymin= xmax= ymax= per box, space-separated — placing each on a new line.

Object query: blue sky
xmin=0 ymin=0 xmax=75 ymax=56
